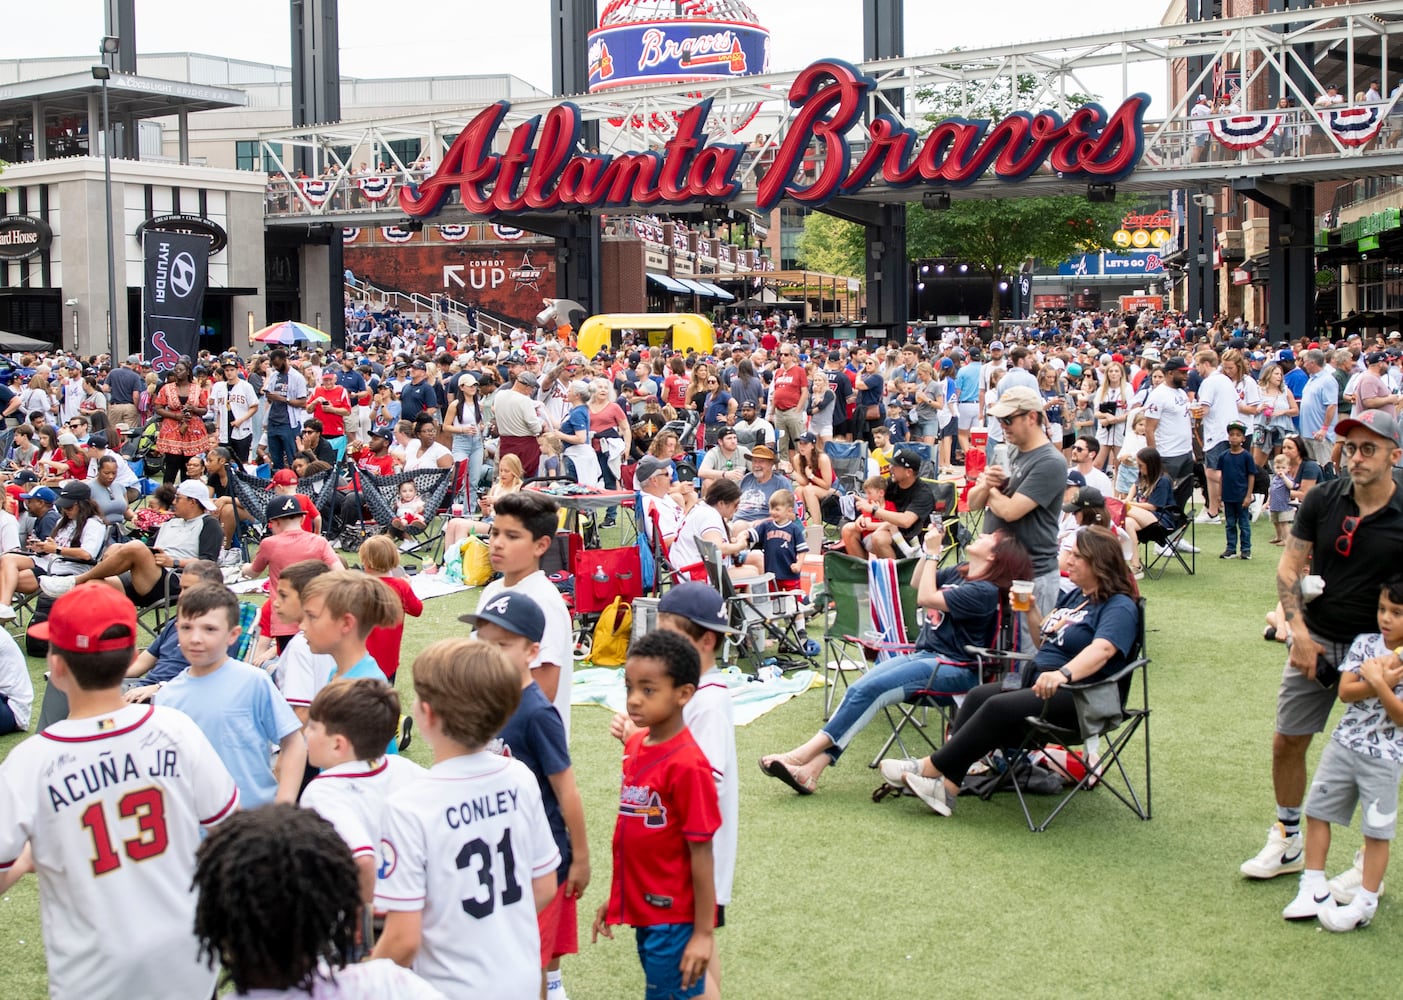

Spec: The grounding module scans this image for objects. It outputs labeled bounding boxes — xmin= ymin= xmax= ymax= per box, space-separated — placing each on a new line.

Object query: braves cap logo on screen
xmin=170 ymin=251 xmax=198 ymax=299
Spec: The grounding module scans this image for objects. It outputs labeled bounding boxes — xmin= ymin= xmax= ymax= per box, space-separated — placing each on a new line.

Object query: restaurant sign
xmin=0 ymin=215 xmax=52 ymax=261
xmin=401 ymin=59 xmax=1149 ymax=220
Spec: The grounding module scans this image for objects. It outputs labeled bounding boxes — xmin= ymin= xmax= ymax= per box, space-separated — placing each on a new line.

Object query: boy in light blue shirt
xmin=159 ymin=584 xmax=305 ymax=806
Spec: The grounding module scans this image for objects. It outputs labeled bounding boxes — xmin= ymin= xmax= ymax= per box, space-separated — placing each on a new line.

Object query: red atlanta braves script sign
xmin=401 ymin=59 xmax=1148 ymax=220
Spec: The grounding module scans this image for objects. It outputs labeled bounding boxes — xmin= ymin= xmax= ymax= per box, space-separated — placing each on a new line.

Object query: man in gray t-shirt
xmin=968 ymin=385 xmax=1067 ymax=619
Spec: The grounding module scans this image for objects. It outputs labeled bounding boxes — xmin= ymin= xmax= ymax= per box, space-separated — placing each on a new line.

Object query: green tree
xmin=794 ymin=208 xmax=864 ymax=277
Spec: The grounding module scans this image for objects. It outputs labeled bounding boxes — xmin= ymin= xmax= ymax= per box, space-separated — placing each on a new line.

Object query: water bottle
xmin=592 ymin=564 xmax=608 ymax=583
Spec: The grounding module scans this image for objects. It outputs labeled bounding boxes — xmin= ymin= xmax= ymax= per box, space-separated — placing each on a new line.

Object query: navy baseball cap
xmin=1066 ymin=469 xmax=1087 ymax=488
xmin=12 ymin=469 xmax=38 ymax=486
xmin=459 ymin=590 xmax=545 ymax=642
xmin=658 ymin=582 xmax=739 ymax=636
xmin=265 ymin=494 xmax=304 ymax=524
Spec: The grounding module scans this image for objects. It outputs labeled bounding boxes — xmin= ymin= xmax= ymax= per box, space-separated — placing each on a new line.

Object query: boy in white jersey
xmin=610 ymin=582 xmax=739 ymax=996
xmin=0 ymin=583 xmax=239 ymax=1000
xmin=373 ymin=638 xmax=560 ymax=999
xmin=301 ymin=677 xmax=426 ymax=904
xmin=478 ymin=491 xmax=575 ymax=736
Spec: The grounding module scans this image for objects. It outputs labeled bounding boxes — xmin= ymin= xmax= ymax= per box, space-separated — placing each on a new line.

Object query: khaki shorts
xmin=774 ymin=408 xmax=807 ymax=454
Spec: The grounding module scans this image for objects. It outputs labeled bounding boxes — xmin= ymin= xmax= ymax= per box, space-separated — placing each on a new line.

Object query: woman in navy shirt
xmin=879 ymin=526 xmax=1140 ymax=816
xmin=758 ymin=529 xmax=1033 ymax=795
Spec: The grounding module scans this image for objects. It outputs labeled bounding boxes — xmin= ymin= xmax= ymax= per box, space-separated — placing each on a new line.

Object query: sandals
xmin=759 ymin=755 xmax=816 ymax=795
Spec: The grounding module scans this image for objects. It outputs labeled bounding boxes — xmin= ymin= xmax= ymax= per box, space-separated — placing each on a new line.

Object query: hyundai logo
xmin=170 ymin=251 xmax=198 ymax=298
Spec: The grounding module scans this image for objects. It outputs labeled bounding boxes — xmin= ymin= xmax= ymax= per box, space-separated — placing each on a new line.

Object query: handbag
xmin=864 ymin=403 xmax=882 ymax=421
xmin=460 ymin=536 xmax=494 ymax=587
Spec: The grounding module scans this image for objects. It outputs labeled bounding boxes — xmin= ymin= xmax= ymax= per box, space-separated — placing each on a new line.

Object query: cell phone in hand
xmin=1315 ymin=654 xmax=1340 ymax=689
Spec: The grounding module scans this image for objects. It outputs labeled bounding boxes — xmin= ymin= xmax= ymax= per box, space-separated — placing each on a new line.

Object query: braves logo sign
xmin=401 ymin=58 xmax=1148 ymax=220
xmin=149 ymin=330 xmax=182 ymax=372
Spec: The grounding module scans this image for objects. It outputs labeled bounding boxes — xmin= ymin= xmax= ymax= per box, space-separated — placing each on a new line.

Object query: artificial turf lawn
xmin=0 ymin=524 xmax=1396 ymax=998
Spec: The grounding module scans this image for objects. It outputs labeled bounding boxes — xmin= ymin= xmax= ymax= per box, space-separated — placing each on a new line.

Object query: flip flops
xmin=759 ymin=755 xmax=816 ymax=795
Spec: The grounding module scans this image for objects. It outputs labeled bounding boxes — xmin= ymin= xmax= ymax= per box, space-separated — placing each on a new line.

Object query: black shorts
xmin=123 ymin=568 xmax=180 ymax=607
xmin=833 ymin=418 xmax=853 ymax=439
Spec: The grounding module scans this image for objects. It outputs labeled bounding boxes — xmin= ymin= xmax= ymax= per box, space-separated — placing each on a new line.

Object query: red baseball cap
xmin=29 ymin=583 xmax=137 ymax=653
xmin=271 ymin=468 xmax=299 ymax=486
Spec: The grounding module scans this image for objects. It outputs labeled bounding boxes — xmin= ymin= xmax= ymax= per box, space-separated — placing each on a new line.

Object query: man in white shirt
xmin=1195 ymin=349 xmax=1240 ymax=523
xmin=1068 ymin=436 xmax=1116 ymax=496
xmin=1143 ymin=356 xmax=1194 ymax=482
xmin=208 ymin=360 xmax=257 ymax=465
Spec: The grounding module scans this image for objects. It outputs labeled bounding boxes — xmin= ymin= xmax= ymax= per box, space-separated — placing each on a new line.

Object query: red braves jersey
xmin=0 ymin=703 xmax=238 ymax=1000
xmin=605 ymin=727 xmax=721 ymax=928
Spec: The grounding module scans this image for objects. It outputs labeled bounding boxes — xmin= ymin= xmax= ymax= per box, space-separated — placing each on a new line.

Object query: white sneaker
xmin=1318 ymin=896 xmax=1377 ymax=932
xmin=0 ymin=605 xmax=15 ymax=623
xmin=878 ymin=757 xmax=919 ymax=788
xmin=1175 ymin=539 xmax=1201 ymax=554
xmin=1327 ymin=849 xmax=1385 ymax=905
xmin=903 ymin=772 xmax=954 ymax=816
xmin=1240 ymin=822 xmax=1305 ymax=879
xmin=1282 ymin=881 xmax=1332 ymax=920
xmin=40 ymin=576 xmax=77 ymax=598
xmin=1194 ymin=510 xmax=1221 ymax=524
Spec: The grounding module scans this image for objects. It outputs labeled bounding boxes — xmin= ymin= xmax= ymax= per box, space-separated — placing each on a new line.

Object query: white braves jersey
xmin=0 ymin=703 xmax=238 ymax=1000
xmin=375 ymin=752 xmax=560 ymax=1000
xmin=239 ymin=959 xmax=445 ymax=999
xmin=276 ymin=632 xmax=336 ymax=708
xmin=686 ymin=668 xmax=738 ymax=906
xmin=300 ymin=755 xmax=426 ymax=866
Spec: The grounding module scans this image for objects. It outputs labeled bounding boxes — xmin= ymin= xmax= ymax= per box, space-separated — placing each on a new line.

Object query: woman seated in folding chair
xmin=1121 ymin=447 xmax=1176 ymax=553
xmin=791 ymin=431 xmax=836 ymax=527
xmin=442 ymin=454 xmax=524 ymax=550
xmin=0 ymin=482 xmax=107 ymax=622
xmin=757 ymin=527 xmax=1032 ymax=795
xmin=668 ymin=478 xmax=762 ymax=583
xmin=877 ymin=527 xmax=1139 ymax=817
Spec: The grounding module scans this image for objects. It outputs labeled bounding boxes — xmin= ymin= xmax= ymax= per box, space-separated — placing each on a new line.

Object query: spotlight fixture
xmin=1087 ymin=183 xmax=1117 ymax=203
xmin=922 ymin=191 xmax=952 ymax=211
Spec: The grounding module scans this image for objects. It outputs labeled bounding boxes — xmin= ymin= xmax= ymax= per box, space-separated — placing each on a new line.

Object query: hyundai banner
xmin=142 ymin=230 xmax=207 ymax=372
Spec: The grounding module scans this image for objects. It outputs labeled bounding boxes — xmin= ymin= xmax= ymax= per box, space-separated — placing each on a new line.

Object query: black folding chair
xmin=980 ymin=598 xmax=1151 ymax=832
xmin=1139 ymin=475 xmax=1196 ymax=578
xmin=230 ymin=466 xmax=340 ymax=557
xmin=356 ymin=466 xmax=456 ymax=564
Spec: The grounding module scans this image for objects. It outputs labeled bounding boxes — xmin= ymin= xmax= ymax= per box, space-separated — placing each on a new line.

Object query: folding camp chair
xmin=636 ymin=491 xmax=681 ymax=594
xmin=819 ymin=552 xmax=920 ymax=719
xmin=5 ymin=521 xmax=121 ymax=636
xmin=979 ymin=598 xmax=1151 ymax=832
xmin=230 ymin=466 xmax=340 ymax=556
xmin=1139 ymin=475 xmax=1197 ymax=578
xmin=894 ymin=442 xmax=938 ymax=483
xmin=356 ymin=467 xmax=457 ymax=564
xmin=869 ymin=593 xmax=1019 ymax=767
xmin=697 ymin=539 xmax=816 ymax=674
xmin=820 ymin=440 xmax=868 ymax=531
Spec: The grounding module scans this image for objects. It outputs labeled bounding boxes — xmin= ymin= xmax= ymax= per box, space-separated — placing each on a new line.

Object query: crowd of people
xmin=3 ymin=300 xmax=1403 ymax=1000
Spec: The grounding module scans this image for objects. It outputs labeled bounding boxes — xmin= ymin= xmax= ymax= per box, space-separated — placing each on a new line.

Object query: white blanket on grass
xmin=571 ymin=666 xmax=818 ymax=726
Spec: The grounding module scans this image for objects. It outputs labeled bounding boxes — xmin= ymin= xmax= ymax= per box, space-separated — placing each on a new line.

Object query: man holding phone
xmin=1242 ymin=409 xmax=1403 ymax=891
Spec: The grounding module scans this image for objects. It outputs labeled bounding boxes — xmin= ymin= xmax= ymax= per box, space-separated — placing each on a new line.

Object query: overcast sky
xmin=4 ymin=0 xmax=1163 ymax=102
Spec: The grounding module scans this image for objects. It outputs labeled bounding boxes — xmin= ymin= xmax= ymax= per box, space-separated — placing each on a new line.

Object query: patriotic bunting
xmin=357 ymin=175 xmax=396 ymax=202
xmin=1207 ymin=113 xmax=1282 ymax=150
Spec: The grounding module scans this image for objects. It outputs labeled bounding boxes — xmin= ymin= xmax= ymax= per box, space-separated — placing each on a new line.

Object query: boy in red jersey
xmin=592 ymin=630 xmax=720 ymax=1000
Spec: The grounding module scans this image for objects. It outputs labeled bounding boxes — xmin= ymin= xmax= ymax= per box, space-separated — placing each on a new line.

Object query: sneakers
xmin=1195 ymin=509 xmax=1222 ymax=524
xmin=39 ymin=576 xmax=78 ymax=598
xmin=878 ymin=757 xmax=920 ymax=788
xmin=1327 ymin=849 xmax=1385 ymax=905
xmin=1177 ymin=540 xmax=1201 ymax=554
xmin=903 ymin=772 xmax=955 ymax=816
xmin=1219 ymin=551 xmax=1238 ymax=560
xmin=1318 ymin=896 xmax=1377 ymax=932
xmin=1240 ymin=822 xmax=1305 ymax=879
xmin=1241 ymin=551 xmax=1252 ymax=561
xmin=0 ymin=605 xmax=15 ymax=623
xmin=1282 ymin=881 xmax=1332 ymax=920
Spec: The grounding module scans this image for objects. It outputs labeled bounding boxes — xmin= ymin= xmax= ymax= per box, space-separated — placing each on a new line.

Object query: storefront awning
xmin=646 ymin=273 xmax=690 ymax=295
xmin=695 ymin=280 xmax=735 ymax=301
xmin=674 ymin=277 xmax=717 ymax=298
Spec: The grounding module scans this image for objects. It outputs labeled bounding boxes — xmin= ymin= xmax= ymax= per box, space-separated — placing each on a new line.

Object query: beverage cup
xmin=451 ymin=502 xmax=464 ymax=517
xmin=1010 ymin=579 xmax=1034 ymax=612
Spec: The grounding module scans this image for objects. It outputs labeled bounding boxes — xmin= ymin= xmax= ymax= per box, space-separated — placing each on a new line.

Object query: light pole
xmin=93 ymin=34 xmax=120 ymax=363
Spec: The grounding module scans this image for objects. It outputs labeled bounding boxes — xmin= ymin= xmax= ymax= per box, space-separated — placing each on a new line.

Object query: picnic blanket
xmin=571 ymin=666 xmax=818 ymax=726
xmin=228 ymin=572 xmax=468 ymax=602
